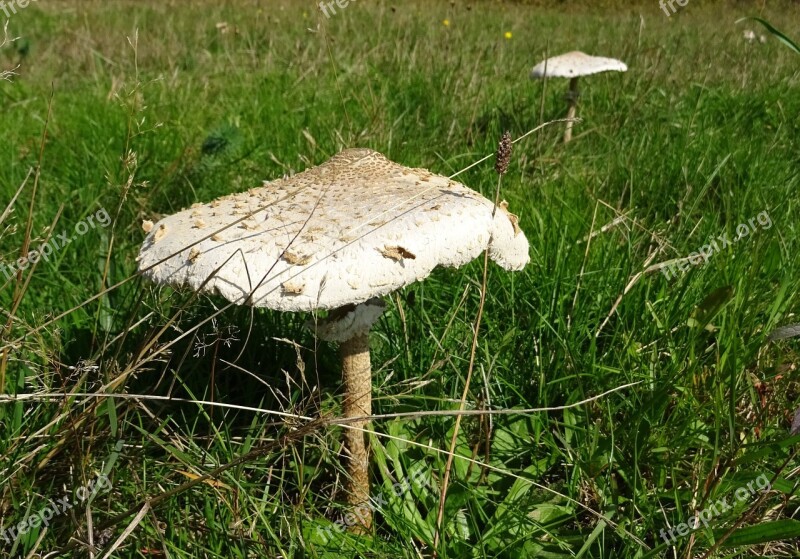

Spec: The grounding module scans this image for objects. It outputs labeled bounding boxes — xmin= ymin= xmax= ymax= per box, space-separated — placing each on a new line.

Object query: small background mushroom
xmin=530 ymin=51 xmax=627 ymax=143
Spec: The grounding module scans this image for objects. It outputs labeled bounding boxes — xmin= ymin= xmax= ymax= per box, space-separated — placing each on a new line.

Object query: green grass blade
xmin=737 ymin=17 xmax=800 ymax=54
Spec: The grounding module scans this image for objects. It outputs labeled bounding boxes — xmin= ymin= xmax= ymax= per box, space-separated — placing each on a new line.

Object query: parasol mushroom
xmin=137 ymin=148 xmax=529 ymax=530
xmin=530 ymin=51 xmax=627 ymax=143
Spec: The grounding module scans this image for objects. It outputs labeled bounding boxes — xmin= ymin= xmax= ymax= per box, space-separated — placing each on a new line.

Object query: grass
xmin=1 ymin=0 xmax=800 ymax=557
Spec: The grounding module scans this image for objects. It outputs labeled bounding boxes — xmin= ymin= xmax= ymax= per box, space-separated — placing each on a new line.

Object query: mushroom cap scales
xmin=137 ymin=148 xmax=529 ymax=312
xmin=530 ymin=51 xmax=628 ymax=79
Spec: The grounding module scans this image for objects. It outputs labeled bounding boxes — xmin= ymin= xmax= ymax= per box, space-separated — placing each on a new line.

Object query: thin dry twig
xmin=0 ymin=381 xmax=641 ymax=423
xmin=0 ymin=22 xmax=19 ymax=82
xmin=98 ymin=502 xmax=149 ymax=559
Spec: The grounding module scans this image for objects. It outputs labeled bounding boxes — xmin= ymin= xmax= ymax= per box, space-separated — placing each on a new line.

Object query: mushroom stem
xmin=310 ymin=298 xmax=385 ymax=533
xmin=340 ymin=331 xmax=372 ymax=531
xmin=564 ymin=77 xmax=580 ymax=143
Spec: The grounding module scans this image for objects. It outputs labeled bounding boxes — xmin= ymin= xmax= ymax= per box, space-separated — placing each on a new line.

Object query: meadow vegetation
xmin=1 ymin=0 xmax=799 ymax=557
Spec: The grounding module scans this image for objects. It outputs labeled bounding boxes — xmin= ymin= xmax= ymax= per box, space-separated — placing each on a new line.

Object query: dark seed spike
xmin=494 ymin=131 xmax=513 ymax=175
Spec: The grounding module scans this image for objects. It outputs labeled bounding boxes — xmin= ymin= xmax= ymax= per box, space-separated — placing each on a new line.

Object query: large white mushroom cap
xmin=530 ymin=51 xmax=628 ymax=79
xmin=137 ymin=148 xmax=529 ymax=312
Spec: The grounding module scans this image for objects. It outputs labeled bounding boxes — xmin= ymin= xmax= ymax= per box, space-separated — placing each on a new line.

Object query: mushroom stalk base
xmin=309 ymin=298 xmax=384 ymax=533
xmin=341 ymin=332 xmax=372 ymax=531
xmin=564 ymin=77 xmax=580 ymax=143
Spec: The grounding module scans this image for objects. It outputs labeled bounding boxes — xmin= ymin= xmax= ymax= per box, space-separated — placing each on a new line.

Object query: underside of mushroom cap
xmin=307 ymin=298 xmax=386 ymax=343
xmin=137 ymin=148 xmax=530 ymax=312
xmin=530 ymin=51 xmax=628 ymax=79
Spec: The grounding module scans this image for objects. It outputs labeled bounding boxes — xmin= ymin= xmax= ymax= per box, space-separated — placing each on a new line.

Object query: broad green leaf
xmin=716 ymin=519 xmax=800 ymax=546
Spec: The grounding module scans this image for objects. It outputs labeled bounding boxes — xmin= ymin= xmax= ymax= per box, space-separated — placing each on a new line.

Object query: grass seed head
xmin=495 ymin=131 xmax=513 ymax=175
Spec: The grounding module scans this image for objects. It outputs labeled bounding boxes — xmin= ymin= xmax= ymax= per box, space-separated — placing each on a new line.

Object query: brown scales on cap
xmin=138 ymin=148 xmax=529 ymax=312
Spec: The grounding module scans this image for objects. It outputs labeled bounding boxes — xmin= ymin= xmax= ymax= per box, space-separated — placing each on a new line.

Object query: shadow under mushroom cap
xmin=137 ymin=148 xmax=530 ymax=312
